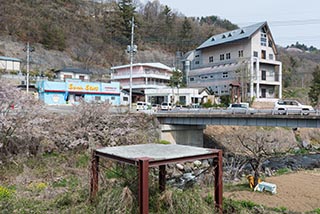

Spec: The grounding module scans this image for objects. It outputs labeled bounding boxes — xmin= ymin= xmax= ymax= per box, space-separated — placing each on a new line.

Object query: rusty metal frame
xmin=89 ymin=147 xmax=223 ymax=214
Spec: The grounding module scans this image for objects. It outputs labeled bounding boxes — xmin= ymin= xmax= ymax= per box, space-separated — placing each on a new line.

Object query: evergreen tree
xmin=118 ymin=0 xmax=136 ymax=45
xmin=308 ymin=65 xmax=320 ymax=107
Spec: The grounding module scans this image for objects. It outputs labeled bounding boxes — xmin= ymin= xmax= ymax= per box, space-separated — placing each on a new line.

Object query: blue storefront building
xmin=36 ymin=79 xmax=121 ymax=105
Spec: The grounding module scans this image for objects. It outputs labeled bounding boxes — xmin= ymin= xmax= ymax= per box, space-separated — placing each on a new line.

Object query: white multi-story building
xmin=111 ymin=62 xmax=173 ymax=102
xmin=185 ymin=22 xmax=282 ymax=101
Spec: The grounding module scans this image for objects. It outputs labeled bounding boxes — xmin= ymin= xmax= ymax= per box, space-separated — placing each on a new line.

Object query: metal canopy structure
xmin=90 ymin=144 xmax=223 ymax=214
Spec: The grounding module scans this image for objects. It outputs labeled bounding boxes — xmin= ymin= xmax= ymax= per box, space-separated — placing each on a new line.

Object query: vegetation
xmin=308 ymin=65 xmax=320 ymax=107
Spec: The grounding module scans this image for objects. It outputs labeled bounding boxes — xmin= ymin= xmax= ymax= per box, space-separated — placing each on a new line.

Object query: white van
xmin=136 ymin=102 xmax=149 ymax=111
xmin=160 ymin=102 xmax=173 ymax=111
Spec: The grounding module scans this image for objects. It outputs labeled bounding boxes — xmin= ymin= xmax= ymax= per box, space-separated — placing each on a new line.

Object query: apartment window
xmin=238 ymin=50 xmax=243 ymax=57
xmin=261 ymin=50 xmax=266 ymax=59
xmin=269 ymin=54 xmax=274 ymax=60
xmin=220 ymin=54 xmax=225 ymax=61
xmin=226 ymin=53 xmax=231 ymax=60
xmin=222 ymin=72 xmax=228 ymax=78
xmin=261 ymin=70 xmax=266 ymax=80
xmin=63 ymin=74 xmax=72 ymax=80
xmin=209 ymin=56 xmax=214 ymax=63
xmin=253 ymin=51 xmax=258 ymax=57
xmin=261 ymin=32 xmax=267 ymax=46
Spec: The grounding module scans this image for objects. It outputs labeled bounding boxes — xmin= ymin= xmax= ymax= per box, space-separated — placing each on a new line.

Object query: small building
xmin=144 ymin=87 xmax=209 ymax=106
xmin=36 ymin=79 xmax=120 ymax=105
xmin=55 ymin=67 xmax=91 ymax=81
xmin=111 ymin=62 xmax=173 ymax=102
xmin=0 ymin=56 xmax=21 ymax=72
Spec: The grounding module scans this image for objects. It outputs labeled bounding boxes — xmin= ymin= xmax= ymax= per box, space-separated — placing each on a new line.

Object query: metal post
xmin=214 ymin=150 xmax=223 ymax=213
xmin=129 ymin=17 xmax=135 ymax=110
xmin=159 ymin=165 xmax=166 ymax=192
xmin=138 ymin=157 xmax=150 ymax=214
xmin=26 ymin=42 xmax=30 ymax=94
xmin=90 ymin=151 xmax=99 ymax=202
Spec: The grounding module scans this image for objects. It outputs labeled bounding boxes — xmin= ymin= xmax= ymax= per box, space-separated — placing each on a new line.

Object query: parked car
xmin=227 ymin=102 xmax=255 ymax=114
xmin=151 ymin=104 xmax=160 ymax=112
xmin=136 ymin=102 xmax=150 ymax=111
xmin=273 ymin=99 xmax=314 ymax=115
xmin=160 ymin=102 xmax=173 ymax=111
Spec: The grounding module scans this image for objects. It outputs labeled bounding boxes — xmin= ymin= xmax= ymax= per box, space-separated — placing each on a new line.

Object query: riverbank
xmin=224 ymin=169 xmax=320 ymax=213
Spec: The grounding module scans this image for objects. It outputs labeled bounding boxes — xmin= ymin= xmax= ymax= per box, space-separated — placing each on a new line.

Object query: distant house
xmin=0 ymin=56 xmax=21 ymax=72
xmin=184 ymin=21 xmax=282 ymax=102
xmin=111 ymin=62 xmax=173 ymax=102
xmin=55 ymin=67 xmax=91 ymax=81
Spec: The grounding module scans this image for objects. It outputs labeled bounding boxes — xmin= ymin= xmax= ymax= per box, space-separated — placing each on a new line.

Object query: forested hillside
xmin=0 ymin=0 xmax=236 ymax=72
xmin=0 ymin=0 xmax=320 ymax=90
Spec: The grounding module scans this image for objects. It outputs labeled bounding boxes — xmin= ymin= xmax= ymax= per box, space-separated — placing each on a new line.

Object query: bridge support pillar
xmin=160 ymin=124 xmax=206 ymax=147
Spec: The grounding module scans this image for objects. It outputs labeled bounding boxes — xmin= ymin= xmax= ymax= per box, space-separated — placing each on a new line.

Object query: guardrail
xmin=152 ymin=108 xmax=320 ymax=116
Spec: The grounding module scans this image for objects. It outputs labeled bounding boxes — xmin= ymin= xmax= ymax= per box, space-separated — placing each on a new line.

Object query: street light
xmin=126 ymin=16 xmax=137 ymax=110
xmin=23 ymin=42 xmax=35 ymax=94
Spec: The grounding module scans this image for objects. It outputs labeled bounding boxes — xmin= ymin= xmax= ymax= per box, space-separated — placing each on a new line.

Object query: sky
xmin=142 ymin=0 xmax=320 ymax=49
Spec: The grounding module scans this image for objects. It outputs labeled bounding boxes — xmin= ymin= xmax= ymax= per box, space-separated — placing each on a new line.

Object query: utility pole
xmin=127 ymin=16 xmax=137 ymax=110
xmin=23 ymin=42 xmax=35 ymax=94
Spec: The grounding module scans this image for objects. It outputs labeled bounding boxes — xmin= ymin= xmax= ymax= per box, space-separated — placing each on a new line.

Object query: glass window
xmin=220 ymin=54 xmax=224 ymax=61
xmin=195 ymin=61 xmax=200 ymax=64
xmin=209 ymin=56 xmax=214 ymax=63
xmin=95 ymin=96 xmax=101 ymax=101
xmin=226 ymin=53 xmax=231 ymax=60
xmin=123 ymin=97 xmax=128 ymax=101
xmin=222 ymin=72 xmax=228 ymax=78
xmin=190 ymin=77 xmax=194 ymax=81
xmin=269 ymin=54 xmax=274 ymax=60
xmin=238 ymin=50 xmax=243 ymax=57
xmin=253 ymin=51 xmax=258 ymax=57
xmin=261 ymin=32 xmax=267 ymax=46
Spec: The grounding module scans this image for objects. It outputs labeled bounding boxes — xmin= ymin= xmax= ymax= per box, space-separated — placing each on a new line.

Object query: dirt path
xmin=224 ymin=170 xmax=320 ymax=213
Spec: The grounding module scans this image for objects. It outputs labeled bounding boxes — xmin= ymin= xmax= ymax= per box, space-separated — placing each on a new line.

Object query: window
xmin=95 ymin=96 xmax=101 ymax=101
xmin=261 ymin=70 xmax=266 ymax=80
xmin=63 ymin=74 xmax=72 ymax=80
xmin=238 ymin=50 xmax=243 ymax=57
xmin=211 ymin=37 xmax=215 ymax=41
xmin=111 ymin=97 xmax=115 ymax=100
xmin=261 ymin=32 xmax=267 ymax=46
xmin=253 ymin=51 xmax=258 ymax=57
xmin=261 ymin=50 xmax=266 ymax=59
xmin=209 ymin=56 xmax=214 ymax=63
xmin=190 ymin=77 xmax=194 ymax=81
xmin=222 ymin=72 xmax=228 ymax=78
xmin=195 ymin=54 xmax=200 ymax=58
xmin=220 ymin=54 xmax=224 ymax=61
xmin=226 ymin=53 xmax=231 ymax=60
xmin=269 ymin=54 xmax=274 ymax=60
xmin=123 ymin=97 xmax=128 ymax=101
xmin=79 ymin=75 xmax=85 ymax=81
xmin=195 ymin=61 xmax=200 ymax=64
xmin=222 ymin=34 xmax=226 ymax=39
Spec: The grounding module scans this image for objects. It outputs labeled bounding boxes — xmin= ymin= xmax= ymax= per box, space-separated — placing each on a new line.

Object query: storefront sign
xmin=68 ymin=83 xmax=99 ymax=91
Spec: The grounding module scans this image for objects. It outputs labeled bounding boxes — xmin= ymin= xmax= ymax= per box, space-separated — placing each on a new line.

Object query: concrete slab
xmin=96 ymin=143 xmax=215 ymax=161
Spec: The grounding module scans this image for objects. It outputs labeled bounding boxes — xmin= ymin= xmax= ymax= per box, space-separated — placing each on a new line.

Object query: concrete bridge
xmin=155 ymin=112 xmax=320 ymax=146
